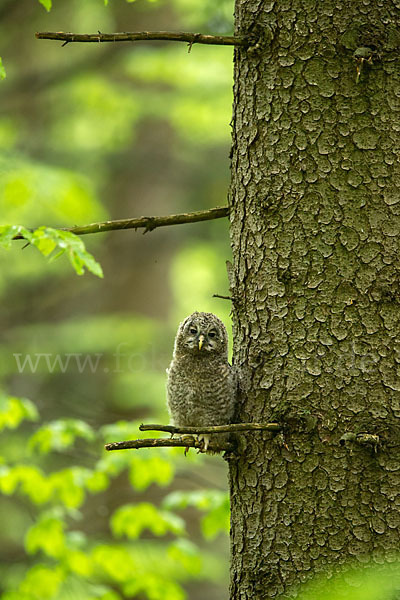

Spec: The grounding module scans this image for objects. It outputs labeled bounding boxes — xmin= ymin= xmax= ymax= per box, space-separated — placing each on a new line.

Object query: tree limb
xmin=36 ymin=31 xmax=246 ymax=48
xmin=105 ymin=437 xmax=235 ymax=452
xmin=139 ymin=422 xmax=282 ymax=434
xmin=13 ymin=206 xmax=229 ymax=240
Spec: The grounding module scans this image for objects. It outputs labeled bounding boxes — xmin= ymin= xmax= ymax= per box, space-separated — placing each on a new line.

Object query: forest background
xmin=0 ymin=1 xmax=235 ymax=599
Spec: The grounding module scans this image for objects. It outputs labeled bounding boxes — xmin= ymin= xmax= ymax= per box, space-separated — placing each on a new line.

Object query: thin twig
xmin=36 ymin=31 xmax=246 ymax=47
xmin=139 ymin=422 xmax=282 ymax=434
xmin=12 ymin=206 xmax=229 ymax=240
xmin=105 ymin=437 xmax=235 ymax=452
xmin=212 ymin=294 xmax=232 ymax=301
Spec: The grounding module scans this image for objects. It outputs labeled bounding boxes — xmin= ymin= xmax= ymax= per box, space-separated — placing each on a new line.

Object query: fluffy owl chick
xmin=167 ymin=312 xmax=236 ymax=453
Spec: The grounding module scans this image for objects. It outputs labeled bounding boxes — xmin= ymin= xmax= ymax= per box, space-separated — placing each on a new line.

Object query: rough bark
xmin=228 ymin=1 xmax=400 ymax=598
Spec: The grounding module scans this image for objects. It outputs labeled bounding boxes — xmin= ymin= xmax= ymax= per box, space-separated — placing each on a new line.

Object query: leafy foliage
xmin=111 ymin=502 xmax=185 ymax=539
xmin=0 ymin=394 xmax=38 ymax=431
xmin=163 ymin=490 xmax=230 ymax=539
xmin=0 ymin=226 xmax=103 ymax=277
xmin=29 ymin=419 xmax=95 ymax=454
xmin=0 ymin=397 xmax=227 ymax=599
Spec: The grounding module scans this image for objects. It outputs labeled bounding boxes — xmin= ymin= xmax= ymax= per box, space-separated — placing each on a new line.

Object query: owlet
xmin=167 ymin=312 xmax=236 ymax=452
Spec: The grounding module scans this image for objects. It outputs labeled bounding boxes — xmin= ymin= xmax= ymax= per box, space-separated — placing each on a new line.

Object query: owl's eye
xmin=189 ymin=327 xmax=197 ymax=335
xmin=208 ymin=330 xmax=217 ymax=338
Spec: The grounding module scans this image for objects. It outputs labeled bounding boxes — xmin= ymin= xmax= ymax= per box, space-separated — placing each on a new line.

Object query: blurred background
xmin=0 ymin=1 xmax=234 ymax=599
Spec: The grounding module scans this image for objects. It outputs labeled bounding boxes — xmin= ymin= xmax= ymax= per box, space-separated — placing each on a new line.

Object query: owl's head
xmin=174 ymin=312 xmax=228 ymax=358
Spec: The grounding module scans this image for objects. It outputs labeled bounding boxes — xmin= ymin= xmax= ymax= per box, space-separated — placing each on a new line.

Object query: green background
xmin=0 ymin=1 xmax=234 ymax=599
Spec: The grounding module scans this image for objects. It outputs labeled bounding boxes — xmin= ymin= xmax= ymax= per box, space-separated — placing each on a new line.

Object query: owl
xmin=167 ymin=312 xmax=236 ymax=452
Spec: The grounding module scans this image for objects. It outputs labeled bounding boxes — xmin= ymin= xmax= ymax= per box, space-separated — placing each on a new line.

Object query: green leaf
xmin=0 ymin=225 xmax=29 ymax=249
xmin=25 ymin=515 xmax=66 ymax=558
xmin=38 ymin=0 xmax=52 ymax=11
xmin=0 ymin=225 xmax=103 ymax=277
xmin=124 ymin=575 xmax=185 ymax=600
xmin=50 ymin=467 xmax=89 ymax=508
xmin=0 ymin=57 xmax=6 ymax=80
xmin=0 ymin=464 xmax=52 ymax=504
xmin=129 ymin=455 xmax=173 ymax=491
xmin=0 ymin=225 xmax=103 ymax=278
xmin=0 ymin=394 xmax=38 ymax=431
xmin=85 ymin=469 xmax=109 ymax=493
xmin=18 ymin=565 xmax=64 ymax=599
xmin=92 ymin=545 xmax=137 ymax=583
xmin=29 ymin=419 xmax=95 ymax=454
xmin=163 ymin=490 xmax=230 ymax=539
xmin=163 ymin=489 xmax=225 ymax=511
xmin=65 ymin=548 xmax=94 ymax=577
xmin=111 ymin=502 xmax=185 ymax=539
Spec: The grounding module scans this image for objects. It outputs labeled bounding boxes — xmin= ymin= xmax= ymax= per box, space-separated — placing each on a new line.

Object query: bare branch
xmin=105 ymin=422 xmax=281 ymax=453
xmin=105 ymin=437 xmax=235 ymax=452
xmin=139 ymin=422 xmax=282 ymax=434
xmin=212 ymin=294 xmax=232 ymax=301
xmin=12 ymin=206 xmax=229 ymax=240
xmin=36 ymin=31 xmax=246 ymax=48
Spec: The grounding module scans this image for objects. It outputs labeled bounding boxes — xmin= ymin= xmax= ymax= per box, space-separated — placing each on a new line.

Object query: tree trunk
xmin=228 ymin=1 xmax=400 ymax=598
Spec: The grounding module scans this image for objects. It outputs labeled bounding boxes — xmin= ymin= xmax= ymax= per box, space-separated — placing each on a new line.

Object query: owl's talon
xmin=180 ymin=434 xmax=195 ymax=455
xmin=197 ymin=434 xmax=210 ymax=453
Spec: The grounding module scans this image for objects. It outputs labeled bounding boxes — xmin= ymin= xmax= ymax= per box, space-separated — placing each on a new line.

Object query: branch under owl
xmin=36 ymin=31 xmax=246 ymax=48
xmin=104 ymin=422 xmax=282 ymax=453
xmin=12 ymin=206 xmax=229 ymax=240
xmin=105 ymin=437 xmax=235 ymax=452
xmin=139 ymin=422 xmax=282 ymax=434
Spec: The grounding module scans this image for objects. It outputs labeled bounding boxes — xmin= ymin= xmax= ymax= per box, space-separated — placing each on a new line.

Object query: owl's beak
xmin=198 ymin=334 xmax=205 ymax=350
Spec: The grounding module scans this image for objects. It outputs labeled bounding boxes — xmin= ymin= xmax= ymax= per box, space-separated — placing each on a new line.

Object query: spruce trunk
xmin=229 ymin=1 xmax=400 ymax=598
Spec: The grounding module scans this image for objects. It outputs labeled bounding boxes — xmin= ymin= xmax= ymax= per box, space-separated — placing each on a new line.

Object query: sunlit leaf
xmin=124 ymin=575 xmax=185 ymax=600
xmin=0 ymin=394 xmax=38 ymax=431
xmin=129 ymin=455 xmax=174 ymax=491
xmin=29 ymin=419 xmax=95 ymax=454
xmin=85 ymin=469 xmax=109 ymax=493
xmin=38 ymin=0 xmax=52 ymax=10
xmin=0 ymin=464 xmax=52 ymax=504
xmin=0 ymin=225 xmax=29 ymax=249
xmin=0 ymin=224 xmax=103 ymax=277
xmin=25 ymin=515 xmax=66 ymax=558
xmin=24 ymin=227 xmax=103 ymax=277
xmin=111 ymin=502 xmax=185 ymax=539
xmin=163 ymin=490 xmax=229 ymax=539
xmin=20 ymin=565 xmax=64 ymax=599
xmin=65 ymin=548 xmax=94 ymax=577
xmin=92 ymin=545 xmax=137 ymax=583
xmin=50 ymin=467 xmax=89 ymax=508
